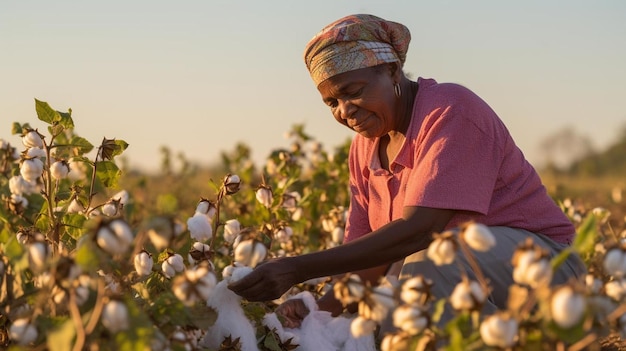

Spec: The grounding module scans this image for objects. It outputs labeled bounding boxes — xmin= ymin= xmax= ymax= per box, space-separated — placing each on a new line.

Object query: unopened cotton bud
xmin=426 ymin=235 xmax=456 ymax=265
xmin=162 ymin=253 xmax=184 ymax=278
xmin=9 ymin=318 xmax=38 ymax=345
xmin=350 ymin=316 xmax=377 ymax=338
xmin=50 ymin=160 xmax=70 ymax=180
xmin=223 ymin=219 xmax=241 ymax=244
xmin=331 ymin=227 xmax=344 ymax=243
xmin=223 ymin=174 xmax=241 ymax=195
xmin=255 ymin=186 xmax=273 ymax=208
xmin=450 ymin=279 xmax=486 ymax=311
xmin=551 ymin=285 xmax=586 ymax=329
xmin=101 ymin=300 xmax=130 ymax=333
xmin=96 ymin=219 xmax=134 ymax=255
xmin=480 ymin=313 xmax=518 ymax=348
xmin=234 ymin=239 xmax=267 ymax=267
xmin=393 ymin=304 xmax=429 ymax=334
xmin=22 ymin=129 xmax=44 ymax=148
xmin=134 ymin=251 xmax=154 ymax=276
xmin=462 ymin=223 xmax=495 ymax=251
xmin=187 ymin=213 xmax=213 ymax=242
xmin=274 ymin=226 xmax=293 ymax=244
xmin=20 ymin=158 xmax=44 ymax=182
xmin=604 ymin=247 xmax=626 ymax=278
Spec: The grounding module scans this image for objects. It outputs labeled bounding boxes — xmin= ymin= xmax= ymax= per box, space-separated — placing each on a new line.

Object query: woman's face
xmin=317 ymin=65 xmax=398 ymax=138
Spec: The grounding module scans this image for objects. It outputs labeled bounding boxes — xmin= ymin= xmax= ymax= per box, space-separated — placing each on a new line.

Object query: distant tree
xmin=569 ymin=124 xmax=626 ymax=176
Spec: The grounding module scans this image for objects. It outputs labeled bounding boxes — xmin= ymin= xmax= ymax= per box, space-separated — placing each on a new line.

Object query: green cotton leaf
xmin=11 ymin=122 xmax=24 ymax=135
xmin=156 ymin=194 xmax=179 ymax=214
xmin=35 ymin=98 xmax=61 ymax=124
xmin=75 ymin=237 xmax=99 ymax=271
xmin=69 ymin=135 xmax=94 ymax=155
xmin=573 ymin=213 xmax=597 ymax=260
xmin=1 ymin=228 xmax=24 ymax=261
xmin=431 ymin=298 xmax=446 ymax=324
xmin=263 ymin=332 xmax=283 ymax=351
xmin=551 ymin=247 xmax=573 ymax=270
xmin=96 ymin=160 xmax=121 ymax=188
xmin=47 ymin=319 xmax=76 ymax=351
xmin=57 ymin=109 xmax=74 ymax=129
xmin=63 ymin=213 xmax=88 ymax=239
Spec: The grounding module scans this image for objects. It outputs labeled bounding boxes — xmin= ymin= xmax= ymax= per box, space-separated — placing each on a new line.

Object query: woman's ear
xmin=388 ymin=62 xmax=403 ymax=80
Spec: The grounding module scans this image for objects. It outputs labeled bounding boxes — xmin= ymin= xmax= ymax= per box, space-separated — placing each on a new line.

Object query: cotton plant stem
xmin=457 ymin=239 xmax=490 ymax=292
xmin=69 ymin=289 xmax=86 ymax=351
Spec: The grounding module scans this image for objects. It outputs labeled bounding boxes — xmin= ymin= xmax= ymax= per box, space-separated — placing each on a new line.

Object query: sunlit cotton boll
xmin=9 ymin=175 xmax=38 ymax=196
xmin=393 ymin=304 xmax=429 ymax=334
xmin=22 ymin=129 xmax=44 ymax=148
xmin=256 ymin=186 xmax=273 ymax=208
xmin=350 ymin=316 xmax=377 ymax=338
xmin=450 ymin=279 xmax=486 ymax=312
xmin=462 ymin=223 xmax=496 ymax=252
xmin=101 ymin=300 xmax=130 ymax=333
xmin=234 ymin=239 xmax=267 ymax=268
xmin=195 ymin=199 xmax=216 ymax=218
xmin=361 ymin=286 xmax=395 ymax=322
xmin=9 ymin=318 xmax=38 ymax=346
xmin=223 ymin=219 xmax=241 ymax=244
xmin=512 ymin=249 xmax=553 ymax=288
xmin=50 ymin=160 xmax=70 ymax=180
xmin=603 ymin=247 xmax=626 ymax=278
xmin=274 ymin=226 xmax=293 ymax=244
xmin=68 ymin=158 xmax=87 ymax=181
xmin=134 ymin=250 xmax=154 ymax=276
xmin=426 ymin=235 xmax=456 ymax=265
xmin=10 ymin=194 xmax=29 ymax=212
xmin=173 ymin=264 xmax=217 ymax=306
xmin=20 ymin=158 xmax=44 ymax=182
xmin=550 ymin=285 xmax=586 ymax=329
xmin=605 ymin=278 xmax=626 ymax=302
xmin=334 ymin=274 xmax=365 ymax=305
xmin=162 ymin=253 xmax=185 ymax=279
xmin=401 ymin=275 xmax=433 ymax=305
xmin=331 ymin=227 xmax=344 ymax=244
xmin=188 ymin=242 xmax=212 ymax=266
xmin=480 ymin=312 xmax=518 ymax=348
xmin=187 ymin=213 xmax=213 ymax=242
xmin=28 ymin=241 xmax=49 ymax=272
xmin=96 ymin=219 xmax=134 ymax=255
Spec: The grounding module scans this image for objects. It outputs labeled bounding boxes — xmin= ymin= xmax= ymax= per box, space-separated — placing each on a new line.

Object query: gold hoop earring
xmin=394 ymin=83 xmax=401 ymax=98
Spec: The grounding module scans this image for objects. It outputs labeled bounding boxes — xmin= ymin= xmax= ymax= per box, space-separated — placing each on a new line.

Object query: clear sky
xmin=1 ymin=1 xmax=625 ymax=172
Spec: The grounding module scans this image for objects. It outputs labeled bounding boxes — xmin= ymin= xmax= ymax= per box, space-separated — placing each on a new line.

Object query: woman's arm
xmin=229 ymin=206 xmax=455 ymax=301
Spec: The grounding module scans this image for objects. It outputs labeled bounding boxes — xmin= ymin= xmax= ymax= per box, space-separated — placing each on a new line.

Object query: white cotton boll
xmin=400 ymin=275 xmax=432 ymax=305
xmin=513 ymin=250 xmax=553 ymax=288
xmin=50 ymin=160 xmax=70 ymax=180
xmin=230 ymin=266 xmax=253 ymax=283
xmin=22 ymin=130 xmax=44 ymax=148
xmin=604 ymin=248 xmax=626 ymax=278
xmin=25 ymin=147 xmax=46 ymax=159
xmin=585 ymin=274 xmax=603 ymax=294
xmin=101 ymin=300 xmax=130 ymax=333
xmin=550 ymin=285 xmax=586 ymax=329
xmin=223 ymin=219 xmax=241 ymax=244
xmin=426 ymin=237 xmax=456 ymax=265
xmin=195 ymin=199 xmax=216 ymax=218
xmin=188 ymin=242 xmax=211 ymax=266
xmin=605 ymin=279 xmax=626 ymax=301
xmin=350 ymin=316 xmax=377 ymax=338
xmin=234 ymin=240 xmax=267 ymax=267
xmin=9 ymin=318 xmax=38 ymax=345
xmin=462 ymin=223 xmax=496 ymax=252
xmin=102 ymin=202 xmax=118 ymax=217
xmin=9 ymin=175 xmax=38 ymax=196
xmin=28 ymin=241 xmax=49 ymax=272
xmin=363 ymin=286 xmax=395 ymax=322
xmin=68 ymin=158 xmax=87 ymax=181
xmin=162 ymin=254 xmax=184 ymax=279
xmin=187 ymin=213 xmax=213 ymax=242
xmin=134 ymin=251 xmax=153 ymax=276
xmin=450 ymin=280 xmax=486 ymax=311
xmin=10 ymin=194 xmax=29 ymax=210
xmin=393 ymin=304 xmax=429 ymax=334
xmin=20 ymin=158 xmax=44 ymax=182
xmin=110 ymin=190 xmax=130 ymax=205
xmin=322 ymin=218 xmax=335 ymax=233
xmin=255 ymin=186 xmax=273 ymax=208
xmin=274 ymin=226 xmax=293 ymax=244
xmin=331 ymin=227 xmax=344 ymax=243
xmin=67 ymin=199 xmax=85 ymax=214
xmin=291 ymin=207 xmax=303 ymax=221
xmin=480 ymin=313 xmax=518 ymax=348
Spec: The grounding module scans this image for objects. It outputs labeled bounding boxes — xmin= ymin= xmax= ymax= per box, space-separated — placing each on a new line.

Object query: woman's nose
xmin=337 ymin=99 xmax=356 ymax=120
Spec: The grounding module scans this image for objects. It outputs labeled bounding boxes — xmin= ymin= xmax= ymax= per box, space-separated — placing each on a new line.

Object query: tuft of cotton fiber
xmin=200 ymin=266 xmax=259 ymax=351
xmin=262 ymin=291 xmax=376 ymax=351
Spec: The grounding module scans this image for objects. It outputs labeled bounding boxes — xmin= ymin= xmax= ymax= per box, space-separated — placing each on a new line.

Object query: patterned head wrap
xmin=304 ymin=14 xmax=411 ymax=86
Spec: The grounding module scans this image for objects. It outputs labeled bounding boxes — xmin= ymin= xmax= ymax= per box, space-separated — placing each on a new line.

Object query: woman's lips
xmin=350 ymin=115 xmax=370 ymax=131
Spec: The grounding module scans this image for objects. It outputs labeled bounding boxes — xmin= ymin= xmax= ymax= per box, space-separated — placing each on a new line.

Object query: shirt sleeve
xmin=403 ymin=101 xmax=505 ymax=215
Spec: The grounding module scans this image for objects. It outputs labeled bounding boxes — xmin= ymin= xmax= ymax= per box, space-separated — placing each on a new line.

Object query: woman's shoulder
xmin=417 ymin=77 xmax=484 ymax=104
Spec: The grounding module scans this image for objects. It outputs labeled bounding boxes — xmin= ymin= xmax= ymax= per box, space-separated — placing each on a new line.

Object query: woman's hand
xmin=275 ymin=299 xmax=310 ymax=329
xmin=228 ymin=257 xmax=301 ymax=301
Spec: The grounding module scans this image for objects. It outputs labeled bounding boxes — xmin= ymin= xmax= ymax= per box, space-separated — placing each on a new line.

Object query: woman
xmin=229 ymin=14 xmax=585 ymax=328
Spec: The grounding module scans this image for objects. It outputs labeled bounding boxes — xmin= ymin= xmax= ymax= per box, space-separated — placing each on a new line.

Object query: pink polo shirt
xmin=344 ymin=78 xmax=574 ymax=244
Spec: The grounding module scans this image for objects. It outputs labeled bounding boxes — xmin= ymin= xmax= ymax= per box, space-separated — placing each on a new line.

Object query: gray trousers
xmin=385 ymin=226 xmax=587 ymax=330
